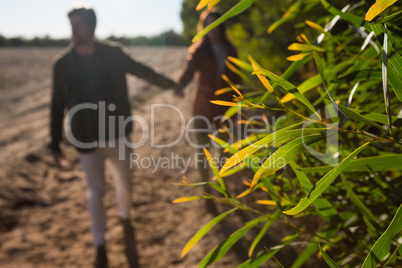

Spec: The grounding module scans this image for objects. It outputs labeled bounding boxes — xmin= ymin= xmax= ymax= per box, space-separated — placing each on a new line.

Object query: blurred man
xmin=50 ymin=7 xmax=182 ymax=268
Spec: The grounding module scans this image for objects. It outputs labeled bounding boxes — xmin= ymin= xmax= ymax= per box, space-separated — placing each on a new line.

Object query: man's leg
xmin=105 ymin=140 xmax=132 ymax=220
xmin=106 ymin=137 xmax=139 ymax=268
xmin=79 ymin=149 xmax=108 ymax=268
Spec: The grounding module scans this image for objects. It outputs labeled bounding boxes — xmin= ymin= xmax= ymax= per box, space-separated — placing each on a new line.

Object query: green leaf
xmin=268 ymin=0 xmax=302 ymax=33
xmin=320 ymin=0 xmax=364 ymax=26
xmin=370 ymin=9 xmax=402 ymax=24
xmin=384 ymin=243 xmax=402 ymax=266
xmin=347 ymin=108 xmax=400 ymax=125
xmin=389 ymin=61 xmax=402 ymax=102
xmin=199 ymin=216 xmax=266 ymax=267
xmin=203 ymin=148 xmax=226 ymax=192
xmin=192 ymin=0 xmax=257 ymax=42
xmin=284 ymin=142 xmax=370 ymax=215
xmin=318 ymin=244 xmax=339 ymax=268
xmin=340 ymin=173 xmax=377 ymax=223
xmin=362 ymin=204 xmax=402 ymax=267
xmin=288 ymin=42 xmax=326 ymax=52
xmin=335 ymin=70 xmax=382 ymax=83
xmin=222 ymin=105 xmax=244 ymax=122
xmin=301 ymin=154 xmax=402 ymax=173
xmin=219 ymin=122 xmax=304 ymax=174
xmin=238 ymin=234 xmax=298 ymax=268
xmin=291 ymin=243 xmax=319 ymax=268
xmin=381 ymin=24 xmax=393 ymax=134
xmin=248 ymin=210 xmax=282 ymax=257
xmin=289 ymin=161 xmax=338 ymax=218
xmin=339 ymin=105 xmax=388 ymax=132
xmin=252 ymin=134 xmax=324 ymax=189
xmin=252 ymin=69 xmax=321 ymax=119
xmin=227 ymin=56 xmax=254 ymax=72
xmin=282 ymin=74 xmax=321 ymax=103
xmin=181 ymin=208 xmax=237 ymax=257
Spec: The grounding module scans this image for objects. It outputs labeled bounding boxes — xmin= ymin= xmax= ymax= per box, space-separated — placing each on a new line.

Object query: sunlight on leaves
xmin=365 ymin=0 xmax=398 ymax=21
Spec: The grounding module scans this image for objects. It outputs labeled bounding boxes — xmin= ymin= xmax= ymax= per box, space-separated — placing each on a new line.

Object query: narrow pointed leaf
xmin=253 ymin=69 xmax=320 ymax=119
xmin=193 ymin=0 xmax=257 ymax=42
xmin=251 ymin=134 xmax=324 ymax=189
xmin=173 ymin=196 xmax=202 ymax=203
xmin=289 ymin=161 xmax=338 ymax=218
xmin=181 ymin=208 xmax=237 ymax=257
xmin=381 ymin=24 xmax=393 ymax=134
xmin=238 ymin=235 xmax=298 ymax=267
xmin=340 ymin=173 xmax=377 ymax=223
xmin=203 ymin=148 xmax=226 ymax=191
xmin=306 ymin=20 xmax=326 ymax=33
xmin=210 ymin=100 xmax=248 ymax=107
xmin=227 ymin=56 xmax=254 ymax=72
xmin=365 ymin=0 xmax=398 ymax=21
xmin=220 ymin=122 xmax=304 ymax=174
xmin=196 ymin=0 xmax=210 ymax=10
xmin=301 ymin=154 xmax=402 ymax=173
xmin=284 ymin=142 xmax=370 ymax=215
xmin=199 ymin=216 xmax=266 ymax=267
xmin=268 ymin=0 xmax=302 ymax=33
xmin=320 ymin=0 xmax=364 ymax=26
xmin=318 ymin=244 xmax=339 ymax=268
xmin=251 ymin=62 xmax=274 ymax=93
xmin=339 ymin=105 xmax=388 ymax=132
xmin=362 ymin=204 xmax=402 ymax=267
xmin=249 ymin=210 xmax=282 ymax=257
xmin=288 ymin=43 xmax=326 ymax=52
xmin=282 ymin=74 xmax=321 ymax=102
xmin=287 ymin=53 xmax=311 ymax=62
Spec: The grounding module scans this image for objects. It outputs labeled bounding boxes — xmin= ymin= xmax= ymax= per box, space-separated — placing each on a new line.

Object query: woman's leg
xmin=194 ymin=118 xmax=212 ymax=181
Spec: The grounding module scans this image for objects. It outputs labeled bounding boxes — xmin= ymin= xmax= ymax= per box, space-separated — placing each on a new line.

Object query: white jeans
xmin=79 ymin=140 xmax=132 ymax=246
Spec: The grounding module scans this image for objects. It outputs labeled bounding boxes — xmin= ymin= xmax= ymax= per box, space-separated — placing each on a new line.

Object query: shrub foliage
xmin=176 ymin=0 xmax=402 ymax=267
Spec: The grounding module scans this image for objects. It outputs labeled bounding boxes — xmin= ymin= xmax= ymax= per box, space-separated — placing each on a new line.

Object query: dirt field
xmin=0 ymin=46 xmax=262 ymax=268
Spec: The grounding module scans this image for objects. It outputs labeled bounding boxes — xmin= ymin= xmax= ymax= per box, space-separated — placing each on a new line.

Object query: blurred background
xmin=0 ymin=0 xmax=295 ymax=71
xmin=0 ymin=1 xmax=298 ymax=267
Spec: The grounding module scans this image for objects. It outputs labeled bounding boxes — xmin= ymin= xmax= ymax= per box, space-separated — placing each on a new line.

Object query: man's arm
xmin=50 ymin=61 xmax=68 ymax=167
xmin=119 ymin=47 xmax=177 ymax=90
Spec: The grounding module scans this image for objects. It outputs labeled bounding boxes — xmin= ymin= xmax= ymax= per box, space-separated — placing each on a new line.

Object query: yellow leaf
xmin=287 ymin=53 xmax=310 ymax=62
xmin=215 ymin=87 xmax=233 ymax=96
xmin=305 ymin=20 xmax=325 ymax=33
xmin=210 ymin=100 xmax=248 ymax=107
xmin=196 ymin=0 xmax=209 ymax=10
xmin=230 ymin=84 xmax=244 ymax=98
xmin=251 ymin=62 xmax=274 ymax=93
xmin=237 ymin=120 xmax=266 ymax=126
xmin=221 ymin=74 xmax=235 ymax=87
xmin=288 ymin=43 xmax=312 ymax=51
xmin=208 ymin=0 xmax=220 ymax=9
xmin=365 ymin=0 xmax=398 ymax=21
xmin=296 ymin=35 xmax=304 ymax=43
xmin=288 ymin=43 xmax=326 ymax=52
xmin=173 ymin=196 xmax=202 ymax=203
xmin=260 ymin=186 xmax=269 ymax=192
xmin=256 ymin=200 xmax=277 ymax=206
xmin=300 ymin=33 xmax=311 ymax=44
xmin=237 ymin=189 xmax=251 ymax=198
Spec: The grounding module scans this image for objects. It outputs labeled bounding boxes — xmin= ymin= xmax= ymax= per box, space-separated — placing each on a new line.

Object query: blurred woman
xmin=177 ymin=8 xmax=241 ymax=181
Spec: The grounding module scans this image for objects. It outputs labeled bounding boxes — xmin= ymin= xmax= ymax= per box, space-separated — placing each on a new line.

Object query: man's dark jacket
xmin=51 ymin=41 xmax=175 ymax=153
